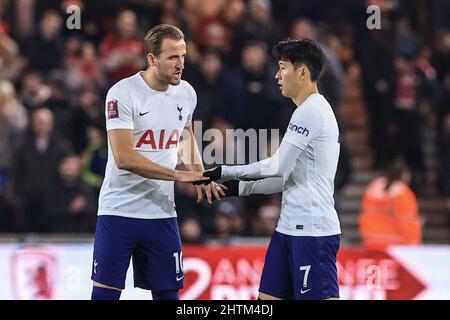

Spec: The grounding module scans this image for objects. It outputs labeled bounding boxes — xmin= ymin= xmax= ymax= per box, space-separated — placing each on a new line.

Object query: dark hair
xmin=384 ymin=158 xmax=410 ymax=191
xmin=272 ymin=39 xmax=325 ymax=81
xmin=144 ymin=24 xmax=184 ymax=56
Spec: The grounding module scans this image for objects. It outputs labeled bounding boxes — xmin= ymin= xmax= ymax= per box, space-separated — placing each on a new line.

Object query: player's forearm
xmin=128 ymin=167 xmax=176 ymax=181
xmin=239 ymin=177 xmax=284 ymax=196
xmin=116 ymin=149 xmax=176 ymax=181
xmin=179 ymin=126 xmax=204 ymax=172
xmin=222 ymin=140 xmax=302 ymax=181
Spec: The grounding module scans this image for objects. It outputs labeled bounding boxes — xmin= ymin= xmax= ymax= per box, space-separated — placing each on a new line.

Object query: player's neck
xmin=141 ymin=69 xmax=169 ymax=92
xmin=292 ymin=83 xmax=318 ymax=107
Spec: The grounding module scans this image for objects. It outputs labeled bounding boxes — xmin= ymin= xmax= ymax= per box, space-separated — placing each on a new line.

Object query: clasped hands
xmin=192 ymin=166 xmax=238 ymax=203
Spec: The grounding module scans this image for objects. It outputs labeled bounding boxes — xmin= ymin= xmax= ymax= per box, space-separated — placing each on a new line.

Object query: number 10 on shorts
xmin=173 ymin=252 xmax=184 ymax=274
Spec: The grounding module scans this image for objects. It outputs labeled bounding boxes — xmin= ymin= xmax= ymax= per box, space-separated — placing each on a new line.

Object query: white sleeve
xmin=239 ymin=177 xmax=284 ymax=196
xmin=283 ymin=103 xmax=323 ymax=150
xmin=221 ymin=139 xmax=302 ymax=181
xmin=105 ymin=84 xmax=134 ymax=131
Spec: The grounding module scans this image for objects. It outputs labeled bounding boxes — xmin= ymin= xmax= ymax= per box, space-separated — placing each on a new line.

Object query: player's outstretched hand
xmin=175 ymin=170 xmax=210 ymax=183
xmin=195 ymin=180 xmax=240 ymax=203
xmin=192 ymin=166 xmax=222 ymax=185
xmin=195 ymin=182 xmax=227 ymax=204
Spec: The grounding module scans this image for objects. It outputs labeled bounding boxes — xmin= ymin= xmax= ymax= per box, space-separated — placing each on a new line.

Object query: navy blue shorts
xmin=259 ymin=231 xmax=340 ymax=300
xmin=91 ymin=215 xmax=184 ymax=291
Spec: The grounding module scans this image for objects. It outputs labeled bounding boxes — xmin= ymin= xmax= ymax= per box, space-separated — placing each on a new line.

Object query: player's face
xmin=154 ymin=38 xmax=186 ymax=86
xmin=275 ymin=60 xmax=303 ymax=98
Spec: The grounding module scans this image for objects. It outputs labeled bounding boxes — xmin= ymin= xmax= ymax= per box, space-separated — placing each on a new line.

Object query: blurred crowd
xmin=0 ymin=0 xmax=448 ymax=243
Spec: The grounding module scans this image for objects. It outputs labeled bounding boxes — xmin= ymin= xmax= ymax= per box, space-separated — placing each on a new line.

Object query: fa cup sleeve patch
xmin=107 ymin=100 xmax=119 ymax=119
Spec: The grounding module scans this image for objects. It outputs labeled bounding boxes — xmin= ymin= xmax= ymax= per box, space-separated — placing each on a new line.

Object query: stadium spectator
xmin=44 ymin=75 xmax=73 ymax=138
xmin=184 ymin=50 xmax=223 ymax=129
xmin=211 ymin=200 xmax=242 ymax=243
xmin=100 ymin=9 xmax=145 ymax=85
xmin=251 ymin=202 xmax=280 ymax=236
xmin=14 ymin=108 xmax=73 ymax=232
xmin=0 ymin=19 xmax=25 ymax=81
xmin=67 ymin=89 xmax=104 ymax=155
xmin=232 ymin=0 xmax=280 ymax=59
xmin=0 ymin=80 xmax=28 ymax=190
xmin=359 ymin=159 xmax=423 ymax=250
xmin=64 ymin=38 xmax=107 ymax=95
xmin=193 ymin=0 xmax=246 ymax=63
xmin=80 ymin=121 xmax=108 ymax=195
xmin=359 ymin=8 xmax=396 ymax=170
xmin=180 ymin=216 xmax=205 ymax=244
xmin=19 ymin=70 xmax=51 ymax=111
xmin=391 ymin=47 xmax=436 ymax=193
xmin=0 ymin=188 xmax=18 ymax=232
xmin=0 ymin=82 xmax=23 ymax=232
xmin=21 ymin=10 xmax=65 ymax=74
xmin=45 ymin=154 xmax=97 ymax=233
xmin=220 ymin=0 xmax=247 ymax=66
xmin=232 ymin=41 xmax=284 ymax=132
xmin=432 ymin=32 xmax=450 ymax=202
xmin=440 ymin=114 xmax=450 ymax=226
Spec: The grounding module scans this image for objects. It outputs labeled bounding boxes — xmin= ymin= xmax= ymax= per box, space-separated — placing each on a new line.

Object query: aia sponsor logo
xmin=135 ymin=129 xmax=180 ymax=150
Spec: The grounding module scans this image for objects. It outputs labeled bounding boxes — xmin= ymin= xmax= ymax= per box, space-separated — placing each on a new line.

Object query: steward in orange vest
xmin=359 ymin=162 xmax=423 ymax=250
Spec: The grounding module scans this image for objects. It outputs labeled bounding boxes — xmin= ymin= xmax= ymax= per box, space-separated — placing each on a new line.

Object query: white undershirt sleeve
xmin=238 ymin=177 xmax=284 ymax=196
xmin=222 ymin=139 xmax=303 ymax=182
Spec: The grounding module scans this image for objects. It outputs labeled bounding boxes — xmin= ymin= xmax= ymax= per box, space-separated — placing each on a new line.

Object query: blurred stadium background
xmin=0 ymin=0 xmax=449 ymax=299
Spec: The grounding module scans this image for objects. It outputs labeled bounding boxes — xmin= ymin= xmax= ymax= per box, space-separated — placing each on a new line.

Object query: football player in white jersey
xmin=91 ymin=24 xmax=224 ymax=300
xmin=201 ymin=39 xmax=341 ymax=300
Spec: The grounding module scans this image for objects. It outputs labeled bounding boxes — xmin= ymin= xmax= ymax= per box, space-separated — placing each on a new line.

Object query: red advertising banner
xmin=180 ymin=245 xmax=427 ymax=300
xmin=337 ymin=248 xmax=426 ymax=300
xmin=181 ymin=246 xmax=265 ymax=300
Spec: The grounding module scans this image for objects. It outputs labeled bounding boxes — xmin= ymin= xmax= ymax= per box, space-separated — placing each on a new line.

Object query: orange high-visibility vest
xmin=359 ymin=177 xmax=423 ymax=250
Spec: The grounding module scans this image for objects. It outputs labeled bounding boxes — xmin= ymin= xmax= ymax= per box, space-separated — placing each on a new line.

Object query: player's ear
xmin=298 ymin=65 xmax=307 ymax=81
xmin=147 ymin=53 xmax=157 ymax=67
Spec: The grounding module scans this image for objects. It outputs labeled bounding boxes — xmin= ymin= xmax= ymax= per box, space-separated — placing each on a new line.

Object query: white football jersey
xmin=279 ymin=93 xmax=341 ymax=236
xmin=98 ymin=72 xmax=196 ymax=219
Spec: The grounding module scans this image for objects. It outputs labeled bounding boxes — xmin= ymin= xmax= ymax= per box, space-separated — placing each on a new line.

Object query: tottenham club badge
xmin=177 ymin=104 xmax=183 ymax=121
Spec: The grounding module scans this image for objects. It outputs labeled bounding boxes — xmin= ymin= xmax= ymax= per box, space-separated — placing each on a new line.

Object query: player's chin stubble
xmin=163 ymin=73 xmax=181 ymax=86
xmin=156 ymin=68 xmax=180 ymax=86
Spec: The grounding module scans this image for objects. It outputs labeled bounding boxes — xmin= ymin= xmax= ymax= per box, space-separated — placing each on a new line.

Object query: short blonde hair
xmin=144 ymin=24 xmax=184 ymax=56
